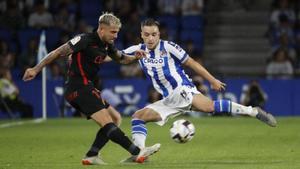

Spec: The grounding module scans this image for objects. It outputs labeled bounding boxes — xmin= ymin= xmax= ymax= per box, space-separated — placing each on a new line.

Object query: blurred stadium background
xmin=0 ymin=0 xmax=299 ymax=119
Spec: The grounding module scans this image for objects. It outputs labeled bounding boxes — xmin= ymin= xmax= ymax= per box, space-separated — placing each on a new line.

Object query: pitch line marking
xmin=0 ymin=118 xmax=45 ymax=128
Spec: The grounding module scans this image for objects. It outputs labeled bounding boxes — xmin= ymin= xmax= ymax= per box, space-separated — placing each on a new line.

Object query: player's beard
xmin=106 ymin=38 xmax=114 ymax=44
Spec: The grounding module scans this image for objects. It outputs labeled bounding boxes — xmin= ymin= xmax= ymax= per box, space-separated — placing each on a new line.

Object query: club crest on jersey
xmin=160 ymin=50 xmax=167 ymax=57
xmin=94 ymin=56 xmax=105 ymax=64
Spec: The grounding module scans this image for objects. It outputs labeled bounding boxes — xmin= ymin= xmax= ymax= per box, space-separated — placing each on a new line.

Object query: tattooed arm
xmin=23 ymin=43 xmax=73 ymax=81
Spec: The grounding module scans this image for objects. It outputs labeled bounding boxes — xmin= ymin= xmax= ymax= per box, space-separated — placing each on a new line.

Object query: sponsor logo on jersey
xmin=143 ymin=58 xmax=165 ymax=66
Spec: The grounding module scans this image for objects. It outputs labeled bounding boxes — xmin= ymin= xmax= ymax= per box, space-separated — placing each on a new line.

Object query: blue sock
xmin=213 ymin=99 xmax=232 ymax=115
xmin=131 ymin=119 xmax=147 ymax=136
xmin=131 ymin=119 xmax=147 ymax=148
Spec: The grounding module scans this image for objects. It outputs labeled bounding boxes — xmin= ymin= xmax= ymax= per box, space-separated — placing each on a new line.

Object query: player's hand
xmin=23 ymin=68 xmax=38 ymax=81
xmin=210 ymin=79 xmax=226 ymax=91
xmin=134 ymin=50 xmax=148 ymax=60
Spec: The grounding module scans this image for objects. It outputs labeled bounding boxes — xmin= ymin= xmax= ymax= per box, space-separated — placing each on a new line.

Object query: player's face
xmin=100 ymin=24 xmax=120 ymax=44
xmin=141 ymin=26 xmax=160 ymax=50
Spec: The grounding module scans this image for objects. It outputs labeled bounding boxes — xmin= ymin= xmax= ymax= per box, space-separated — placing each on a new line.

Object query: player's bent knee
xmin=91 ymin=109 xmax=114 ymax=127
xmin=132 ymin=108 xmax=162 ymax=123
xmin=132 ymin=110 xmax=144 ymax=119
xmin=114 ymin=114 xmax=122 ymax=126
xmin=132 ymin=108 xmax=152 ymax=121
xmin=107 ymin=106 xmax=122 ymax=126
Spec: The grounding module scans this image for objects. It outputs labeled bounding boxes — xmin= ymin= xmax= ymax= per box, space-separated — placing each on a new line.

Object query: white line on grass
xmin=0 ymin=118 xmax=46 ymax=128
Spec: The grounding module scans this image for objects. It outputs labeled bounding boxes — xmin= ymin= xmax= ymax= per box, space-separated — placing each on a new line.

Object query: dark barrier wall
xmin=2 ymin=78 xmax=299 ymax=118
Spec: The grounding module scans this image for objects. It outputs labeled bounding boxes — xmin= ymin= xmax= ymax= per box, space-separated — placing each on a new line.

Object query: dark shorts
xmin=64 ymin=84 xmax=110 ymax=119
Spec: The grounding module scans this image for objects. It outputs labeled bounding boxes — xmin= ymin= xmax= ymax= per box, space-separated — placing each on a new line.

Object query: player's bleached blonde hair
xmin=98 ymin=12 xmax=122 ymax=28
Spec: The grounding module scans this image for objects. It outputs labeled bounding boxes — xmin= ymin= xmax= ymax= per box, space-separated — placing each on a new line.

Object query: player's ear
xmin=99 ymin=24 xmax=107 ymax=32
xmin=97 ymin=26 xmax=102 ymax=34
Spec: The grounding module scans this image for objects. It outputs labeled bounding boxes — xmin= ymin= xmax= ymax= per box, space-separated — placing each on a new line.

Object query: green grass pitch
xmin=0 ymin=117 xmax=299 ymax=169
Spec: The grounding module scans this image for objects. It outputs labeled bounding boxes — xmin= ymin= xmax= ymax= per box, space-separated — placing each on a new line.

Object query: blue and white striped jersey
xmin=123 ymin=40 xmax=194 ymax=98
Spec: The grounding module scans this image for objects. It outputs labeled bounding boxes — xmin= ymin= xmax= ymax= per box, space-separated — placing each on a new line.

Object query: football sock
xmin=214 ymin=99 xmax=258 ymax=117
xmin=102 ymin=122 xmax=140 ymax=155
xmin=131 ymin=119 xmax=147 ymax=148
xmin=86 ymin=128 xmax=109 ymax=157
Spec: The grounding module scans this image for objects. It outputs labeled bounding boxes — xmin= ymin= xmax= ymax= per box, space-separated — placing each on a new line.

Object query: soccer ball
xmin=170 ymin=119 xmax=195 ymax=143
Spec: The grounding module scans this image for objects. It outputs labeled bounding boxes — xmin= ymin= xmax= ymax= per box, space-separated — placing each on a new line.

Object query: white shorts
xmin=146 ymin=85 xmax=200 ymax=126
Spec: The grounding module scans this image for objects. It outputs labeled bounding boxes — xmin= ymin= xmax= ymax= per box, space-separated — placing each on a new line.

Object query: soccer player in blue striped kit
xmin=121 ymin=18 xmax=277 ymax=162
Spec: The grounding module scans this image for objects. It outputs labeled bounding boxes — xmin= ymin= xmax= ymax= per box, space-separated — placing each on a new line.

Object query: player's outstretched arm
xmin=23 ymin=43 xmax=74 ymax=81
xmin=111 ymin=50 xmax=147 ymax=64
xmin=183 ymin=57 xmax=226 ymax=91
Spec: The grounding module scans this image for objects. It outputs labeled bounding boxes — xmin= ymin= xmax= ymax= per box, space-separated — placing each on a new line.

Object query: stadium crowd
xmin=0 ymin=0 xmax=205 ymax=118
xmin=266 ymin=0 xmax=300 ymax=78
xmin=1 ymin=0 xmax=300 ymax=80
xmin=0 ymin=0 xmax=204 ymax=81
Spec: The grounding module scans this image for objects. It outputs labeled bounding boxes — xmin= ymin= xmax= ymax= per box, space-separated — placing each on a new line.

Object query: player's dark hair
xmin=141 ymin=18 xmax=160 ymax=28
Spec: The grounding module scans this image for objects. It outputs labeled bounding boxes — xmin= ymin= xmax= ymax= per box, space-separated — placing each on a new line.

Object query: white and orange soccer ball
xmin=170 ymin=119 xmax=195 ymax=143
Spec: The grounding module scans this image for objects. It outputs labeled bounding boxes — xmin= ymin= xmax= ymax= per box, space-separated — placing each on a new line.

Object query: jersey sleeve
xmin=165 ymin=41 xmax=189 ymax=63
xmin=122 ymin=44 xmax=141 ymax=55
xmin=67 ymin=34 xmax=89 ymax=53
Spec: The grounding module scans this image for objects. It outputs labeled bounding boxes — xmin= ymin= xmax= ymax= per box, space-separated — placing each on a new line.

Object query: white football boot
xmin=81 ymin=155 xmax=107 ymax=165
xmin=121 ymin=143 xmax=161 ymax=163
